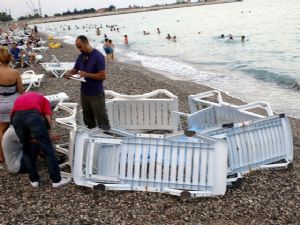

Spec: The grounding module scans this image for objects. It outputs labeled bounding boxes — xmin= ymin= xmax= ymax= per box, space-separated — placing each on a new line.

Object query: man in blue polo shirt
xmin=65 ymin=35 xmax=110 ymax=130
xmin=9 ymin=42 xmax=21 ymax=65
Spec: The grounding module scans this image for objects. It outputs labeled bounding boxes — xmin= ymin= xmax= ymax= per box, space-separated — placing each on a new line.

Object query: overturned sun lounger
xmin=32 ymin=46 xmax=49 ymax=54
xmin=72 ymin=129 xmax=228 ymax=198
xmin=186 ymin=90 xmax=293 ymax=175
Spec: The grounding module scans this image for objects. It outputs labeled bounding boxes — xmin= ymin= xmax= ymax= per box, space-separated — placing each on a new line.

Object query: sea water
xmin=37 ymin=0 xmax=300 ymax=117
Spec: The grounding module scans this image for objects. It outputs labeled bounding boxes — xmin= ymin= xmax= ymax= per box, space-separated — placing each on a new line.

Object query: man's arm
xmin=69 ymin=68 xmax=79 ymax=75
xmin=79 ymin=70 xmax=106 ymax=80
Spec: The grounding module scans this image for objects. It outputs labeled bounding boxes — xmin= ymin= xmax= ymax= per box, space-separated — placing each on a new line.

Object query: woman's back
xmin=0 ymin=67 xmax=19 ymax=86
xmin=0 ymin=68 xmax=20 ymax=123
xmin=0 ymin=46 xmax=24 ymax=163
xmin=0 ymin=47 xmax=24 ymax=123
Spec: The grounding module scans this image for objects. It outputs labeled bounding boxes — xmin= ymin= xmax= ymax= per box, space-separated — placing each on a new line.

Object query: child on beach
xmin=172 ymin=36 xmax=177 ymax=42
xmin=24 ymin=42 xmax=37 ymax=65
xmin=109 ymin=40 xmax=115 ymax=61
xmin=96 ymin=27 xmax=101 ymax=36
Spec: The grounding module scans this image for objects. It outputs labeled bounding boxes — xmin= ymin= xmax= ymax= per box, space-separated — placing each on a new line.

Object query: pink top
xmin=11 ymin=92 xmax=52 ymax=117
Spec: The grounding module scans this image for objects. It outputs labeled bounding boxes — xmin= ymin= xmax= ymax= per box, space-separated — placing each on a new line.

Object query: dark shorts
xmin=104 ymin=47 xmax=113 ymax=54
xmin=81 ymin=93 xmax=110 ymax=130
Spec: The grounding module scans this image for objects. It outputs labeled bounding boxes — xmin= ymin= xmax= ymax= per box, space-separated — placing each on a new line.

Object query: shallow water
xmin=38 ymin=0 xmax=300 ymax=117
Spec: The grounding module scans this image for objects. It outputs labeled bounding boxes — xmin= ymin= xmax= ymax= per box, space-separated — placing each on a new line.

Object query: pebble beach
xmin=0 ymin=38 xmax=300 ymax=225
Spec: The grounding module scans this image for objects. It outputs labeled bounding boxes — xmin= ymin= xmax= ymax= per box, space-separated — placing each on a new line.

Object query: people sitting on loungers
xmin=9 ymin=42 xmax=22 ymax=66
xmin=19 ymin=49 xmax=31 ymax=68
xmin=25 ymin=42 xmax=37 ymax=65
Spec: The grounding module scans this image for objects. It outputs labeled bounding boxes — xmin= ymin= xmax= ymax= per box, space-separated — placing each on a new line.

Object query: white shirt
xmin=2 ymin=126 xmax=23 ymax=173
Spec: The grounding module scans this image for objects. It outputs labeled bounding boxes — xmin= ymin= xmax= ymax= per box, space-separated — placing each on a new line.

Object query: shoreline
xmin=108 ymin=43 xmax=300 ymax=121
xmin=25 ymin=0 xmax=240 ymax=25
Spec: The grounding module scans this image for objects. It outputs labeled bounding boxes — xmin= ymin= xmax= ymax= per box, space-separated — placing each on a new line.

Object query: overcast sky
xmin=1 ymin=0 xmax=178 ymax=18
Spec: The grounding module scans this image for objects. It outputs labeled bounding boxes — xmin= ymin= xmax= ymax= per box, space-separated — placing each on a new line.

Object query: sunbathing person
xmin=25 ymin=42 xmax=37 ymax=65
xmin=19 ymin=49 xmax=31 ymax=68
xmin=9 ymin=42 xmax=23 ymax=66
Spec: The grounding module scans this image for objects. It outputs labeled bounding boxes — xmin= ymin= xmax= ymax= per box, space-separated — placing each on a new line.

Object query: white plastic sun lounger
xmin=45 ymin=92 xmax=69 ymax=111
xmin=40 ymin=55 xmax=74 ymax=78
xmin=184 ymin=90 xmax=293 ymax=175
xmin=79 ymin=89 xmax=180 ymax=132
xmin=55 ymin=103 xmax=136 ymax=178
xmin=72 ymin=128 xmax=228 ymax=198
xmin=55 ymin=102 xmax=78 ymax=178
xmin=105 ymin=89 xmax=180 ymax=132
xmin=32 ymin=46 xmax=49 ymax=54
xmin=21 ymin=70 xmax=44 ymax=92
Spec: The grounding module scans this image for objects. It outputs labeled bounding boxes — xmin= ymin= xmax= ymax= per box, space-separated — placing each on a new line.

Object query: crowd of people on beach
xmin=0 ymin=23 xmax=75 ymax=188
xmin=0 ymin=24 xmax=43 ymax=68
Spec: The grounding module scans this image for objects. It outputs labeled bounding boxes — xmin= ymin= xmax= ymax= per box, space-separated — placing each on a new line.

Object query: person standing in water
xmin=124 ymin=35 xmax=128 ymax=45
xmin=96 ymin=27 xmax=101 ymax=36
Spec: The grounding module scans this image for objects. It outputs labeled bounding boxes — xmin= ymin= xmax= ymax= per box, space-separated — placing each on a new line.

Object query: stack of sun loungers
xmin=54 ymin=89 xmax=293 ymax=199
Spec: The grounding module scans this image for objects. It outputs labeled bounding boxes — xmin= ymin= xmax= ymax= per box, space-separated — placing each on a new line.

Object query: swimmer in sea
xmin=124 ymin=35 xmax=128 ymax=45
xmin=166 ymin=34 xmax=172 ymax=40
xmin=241 ymin=35 xmax=245 ymax=42
xmin=96 ymin=27 xmax=101 ymax=36
xmin=172 ymin=36 xmax=177 ymax=42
